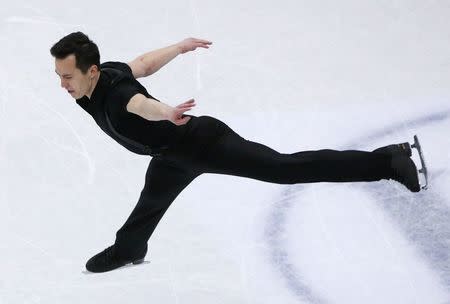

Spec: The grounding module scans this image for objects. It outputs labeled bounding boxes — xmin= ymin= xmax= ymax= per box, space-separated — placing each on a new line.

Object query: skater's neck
xmin=85 ymin=72 xmax=101 ymax=100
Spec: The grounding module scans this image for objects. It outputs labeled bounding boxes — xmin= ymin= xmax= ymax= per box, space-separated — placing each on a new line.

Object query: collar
xmin=75 ymin=71 xmax=109 ymax=105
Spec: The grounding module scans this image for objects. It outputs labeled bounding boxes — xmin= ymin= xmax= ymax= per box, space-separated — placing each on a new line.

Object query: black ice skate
xmin=390 ymin=154 xmax=420 ymax=192
xmin=386 ymin=134 xmax=429 ymax=192
xmin=373 ymin=142 xmax=412 ymax=157
xmin=85 ymin=244 xmax=147 ymax=273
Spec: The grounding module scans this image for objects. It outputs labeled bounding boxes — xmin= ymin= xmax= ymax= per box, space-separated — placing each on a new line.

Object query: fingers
xmin=191 ymin=38 xmax=212 ymax=45
xmin=176 ymin=98 xmax=196 ymax=109
xmin=176 ymin=104 xmax=195 ymax=111
xmin=173 ymin=99 xmax=196 ymax=125
xmin=186 ymin=38 xmax=212 ymax=50
xmin=197 ymin=40 xmax=212 ymax=49
xmin=177 ymin=107 xmax=193 ymax=115
xmin=175 ymin=115 xmax=191 ymax=126
xmin=174 ymin=104 xmax=194 ymax=120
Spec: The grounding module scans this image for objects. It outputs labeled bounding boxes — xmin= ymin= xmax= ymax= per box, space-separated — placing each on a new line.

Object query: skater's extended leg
xmin=86 ymin=157 xmax=200 ymax=273
xmin=157 ymin=115 xmax=418 ymax=191
xmin=198 ymin=130 xmax=392 ymax=184
xmin=113 ymin=157 xmax=200 ymax=259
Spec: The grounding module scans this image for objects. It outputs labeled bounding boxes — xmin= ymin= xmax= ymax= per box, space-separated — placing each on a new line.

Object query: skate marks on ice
xmin=265 ymin=109 xmax=450 ymax=303
xmin=265 ymin=186 xmax=327 ymax=304
xmin=5 ymin=15 xmax=82 ymax=28
xmin=32 ymin=96 xmax=97 ymax=185
xmin=188 ymin=0 xmax=203 ymax=92
xmin=360 ymin=171 xmax=450 ymax=286
xmin=1 ymin=5 xmax=96 ymax=183
xmin=351 ymin=109 xmax=450 ymax=289
xmin=3 ymin=5 xmax=89 ymax=31
xmin=356 ymin=110 xmax=450 ymax=144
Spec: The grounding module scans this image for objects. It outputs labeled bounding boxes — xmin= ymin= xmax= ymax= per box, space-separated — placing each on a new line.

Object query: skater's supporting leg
xmin=198 ymin=130 xmax=392 ymax=184
xmin=114 ymin=157 xmax=200 ymax=258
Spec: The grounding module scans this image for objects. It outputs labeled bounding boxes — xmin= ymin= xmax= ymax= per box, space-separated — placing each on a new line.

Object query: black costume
xmin=76 ymin=62 xmax=392 ymax=260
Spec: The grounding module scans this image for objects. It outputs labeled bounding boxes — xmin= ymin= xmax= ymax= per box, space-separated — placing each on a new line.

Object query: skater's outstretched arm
xmin=127 ymin=38 xmax=212 ymax=79
xmin=126 ymin=93 xmax=196 ymax=126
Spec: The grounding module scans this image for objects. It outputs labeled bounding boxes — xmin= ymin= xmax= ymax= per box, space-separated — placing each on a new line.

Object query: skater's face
xmin=54 ymin=54 xmax=99 ymax=99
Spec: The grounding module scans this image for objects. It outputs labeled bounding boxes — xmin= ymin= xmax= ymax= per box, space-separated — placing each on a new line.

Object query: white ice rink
xmin=1 ymin=1 xmax=450 ymax=303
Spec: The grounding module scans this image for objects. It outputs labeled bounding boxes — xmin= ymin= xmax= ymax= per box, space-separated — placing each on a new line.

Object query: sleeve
xmin=113 ymin=80 xmax=143 ymax=112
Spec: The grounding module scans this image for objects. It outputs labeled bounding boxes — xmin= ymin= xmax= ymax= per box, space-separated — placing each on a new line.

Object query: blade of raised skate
xmin=411 ymin=135 xmax=429 ymax=190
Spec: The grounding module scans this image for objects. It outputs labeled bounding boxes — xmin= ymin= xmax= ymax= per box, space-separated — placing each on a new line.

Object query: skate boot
xmin=373 ymin=142 xmax=412 ymax=157
xmin=390 ymin=154 xmax=420 ymax=192
xmin=85 ymin=244 xmax=147 ymax=273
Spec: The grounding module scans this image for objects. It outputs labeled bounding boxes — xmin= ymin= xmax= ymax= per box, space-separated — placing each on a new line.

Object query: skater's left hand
xmin=177 ymin=38 xmax=212 ymax=54
xmin=167 ymin=98 xmax=196 ymax=125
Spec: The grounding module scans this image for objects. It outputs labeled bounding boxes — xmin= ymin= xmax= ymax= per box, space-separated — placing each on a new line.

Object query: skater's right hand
xmin=167 ymin=99 xmax=196 ymax=125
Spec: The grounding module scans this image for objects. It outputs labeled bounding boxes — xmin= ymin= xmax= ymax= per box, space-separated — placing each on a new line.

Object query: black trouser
xmin=114 ymin=115 xmax=392 ymax=258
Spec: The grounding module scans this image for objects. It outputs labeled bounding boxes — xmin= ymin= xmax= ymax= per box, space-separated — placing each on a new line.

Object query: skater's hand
xmin=177 ymin=38 xmax=212 ymax=54
xmin=167 ymin=99 xmax=196 ymax=125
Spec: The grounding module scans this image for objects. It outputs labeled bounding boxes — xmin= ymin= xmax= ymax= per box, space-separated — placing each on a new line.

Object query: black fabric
xmin=113 ymin=115 xmax=392 ymax=258
xmin=104 ymin=109 xmax=165 ymax=156
xmin=73 ymin=64 xmax=392 ymax=260
xmin=75 ymin=61 xmax=189 ymax=155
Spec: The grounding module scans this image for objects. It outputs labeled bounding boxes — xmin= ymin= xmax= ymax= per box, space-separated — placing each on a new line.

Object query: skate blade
xmin=411 ymin=135 xmax=429 ymax=190
xmin=132 ymin=258 xmax=145 ymax=265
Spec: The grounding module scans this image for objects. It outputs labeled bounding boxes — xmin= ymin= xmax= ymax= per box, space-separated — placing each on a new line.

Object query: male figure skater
xmin=50 ymin=32 xmax=422 ymax=273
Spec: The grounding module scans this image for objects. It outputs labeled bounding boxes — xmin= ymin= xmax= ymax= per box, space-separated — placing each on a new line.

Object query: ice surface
xmin=1 ymin=1 xmax=450 ymax=303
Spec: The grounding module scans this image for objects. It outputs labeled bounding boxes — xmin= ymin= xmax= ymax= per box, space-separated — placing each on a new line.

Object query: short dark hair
xmin=50 ymin=32 xmax=100 ymax=73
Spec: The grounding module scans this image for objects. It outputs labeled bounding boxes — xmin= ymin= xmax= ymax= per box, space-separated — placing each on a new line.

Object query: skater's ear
xmin=86 ymin=64 xmax=99 ymax=78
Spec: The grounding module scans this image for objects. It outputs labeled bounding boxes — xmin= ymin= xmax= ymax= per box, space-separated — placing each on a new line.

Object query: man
xmin=51 ymin=32 xmax=422 ymax=273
